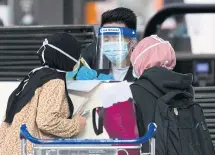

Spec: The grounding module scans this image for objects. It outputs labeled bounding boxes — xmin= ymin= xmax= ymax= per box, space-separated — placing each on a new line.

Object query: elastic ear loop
xmin=150 ymin=35 xmax=165 ymax=42
xmin=133 ymin=42 xmax=164 ymax=65
xmin=37 ymin=38 xmax=79 ymax=64
xmin=151 ymin=35 xmax=174 ymax=56
xmin=40 ymin=46 xmax=46 ymax=65
xmin=17 ymin=38 xmax=80 ymax=96
xmin=37 ymin=39 xmax=48 ymax=65
xmin=132 ymin=41 xmax=172 ymax=78
xmin=161 ymin=41 xmax=175 ymax=68
xmin=46 ymin=43 xmax=78 ymax=63
xmin=37 ymin=38 xmax=80 ymax=72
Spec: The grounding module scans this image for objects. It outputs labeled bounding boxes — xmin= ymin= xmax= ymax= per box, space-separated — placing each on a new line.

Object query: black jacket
xmin=130 ymin=67 xmax=193 ymax=135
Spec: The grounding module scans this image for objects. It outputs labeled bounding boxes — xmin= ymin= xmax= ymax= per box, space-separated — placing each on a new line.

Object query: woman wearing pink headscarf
xmin=130 ymin=35 xmax=194 ymax=153
xmin=130 ymin=35 xmax=176 ymax=78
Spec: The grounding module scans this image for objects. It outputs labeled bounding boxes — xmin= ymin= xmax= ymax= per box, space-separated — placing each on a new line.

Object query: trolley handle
xmin=20 ymin=123 xmax=156 ymax=145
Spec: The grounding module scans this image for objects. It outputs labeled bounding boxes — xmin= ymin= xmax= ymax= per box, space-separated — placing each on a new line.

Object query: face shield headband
xmin=98 ymin=27 xmax=136 ymax=38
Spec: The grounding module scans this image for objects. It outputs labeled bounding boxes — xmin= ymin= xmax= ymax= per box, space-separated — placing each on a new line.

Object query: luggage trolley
xmin=20 ymin=123 xmax=157 ymax=155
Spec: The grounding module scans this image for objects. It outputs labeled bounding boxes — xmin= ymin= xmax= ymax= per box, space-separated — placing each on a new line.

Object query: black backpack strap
xmin=131 ymin=79 xmax=163 ymax=136
xmin=160 ymin=91 xmax=182 ymax=103
xmin=160 ymin=91 xmax=193 ymax=108
xmin=157 ymin=91 xmax=191 ymax=155
xmin=92 ymin=107 xmax=104 ymax=135
xmin=132 ymin=79 xmax=163 ymax=98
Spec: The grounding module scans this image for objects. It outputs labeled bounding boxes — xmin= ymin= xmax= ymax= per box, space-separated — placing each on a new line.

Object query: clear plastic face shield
xmin=96 ymin=27 xmax=137 ymax=69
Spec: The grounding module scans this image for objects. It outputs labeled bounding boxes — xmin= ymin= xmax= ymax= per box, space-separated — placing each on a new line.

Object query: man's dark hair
xmin=101 ymin=7 xmax=137 ymax=30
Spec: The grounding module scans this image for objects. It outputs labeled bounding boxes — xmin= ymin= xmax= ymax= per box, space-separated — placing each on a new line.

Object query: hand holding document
xmin=73 ymin=97 xmax=90 ymax=116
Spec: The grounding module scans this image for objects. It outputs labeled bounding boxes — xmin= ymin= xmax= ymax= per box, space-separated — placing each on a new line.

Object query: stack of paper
xmin=67 ymin=80 xmax=102 ymax=92
xmin=73 ymin=97 xmax=90 ymax=115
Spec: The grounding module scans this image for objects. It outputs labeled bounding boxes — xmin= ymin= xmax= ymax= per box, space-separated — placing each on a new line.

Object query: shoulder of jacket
xmin=42 ymin=79 xmax=65 ymax=88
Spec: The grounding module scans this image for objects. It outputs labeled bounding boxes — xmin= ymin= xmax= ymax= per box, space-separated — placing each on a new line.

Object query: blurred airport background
xmin=0 ymin=0 xmax=165 ymax=27
xmin=0 ymin=0 xmax=214 ymax=43
xmin=0 ymin=0 xmax=215 ymax=87
xmin=1 ymin=0 xmax=214 ymax=46
xmin=0 ymin=0 xmax=193 ymax=29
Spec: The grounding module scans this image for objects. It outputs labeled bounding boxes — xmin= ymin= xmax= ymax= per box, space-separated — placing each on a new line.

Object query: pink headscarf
xmin=130 ymin=35 xmax=176 ymax=77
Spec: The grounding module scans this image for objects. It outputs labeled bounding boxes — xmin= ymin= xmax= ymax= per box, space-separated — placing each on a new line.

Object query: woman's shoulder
xmin=42 ymin=79 xmax=65 ymax=89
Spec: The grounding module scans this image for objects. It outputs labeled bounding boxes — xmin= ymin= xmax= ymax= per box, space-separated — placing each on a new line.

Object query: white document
xmin=69 ymin=83 xmax=110 ymax=139
xmin=73 ymin=97 xmax=90 ymax=115
xmin=98 ymin=81 xmax=133 ymax=108
xmin=67 ymin=80 xmax=102 ymax=92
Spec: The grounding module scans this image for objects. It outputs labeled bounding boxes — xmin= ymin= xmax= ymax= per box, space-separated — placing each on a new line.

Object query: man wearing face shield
xmin=96 ymin=27 xmax=137 ymax=81
xmin=76 ymin=7 xmax=137 ymax=81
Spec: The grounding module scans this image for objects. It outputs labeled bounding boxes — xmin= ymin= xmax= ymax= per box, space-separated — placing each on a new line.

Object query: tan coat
xmin=0 ymin=79 xmax=82 ymax=155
